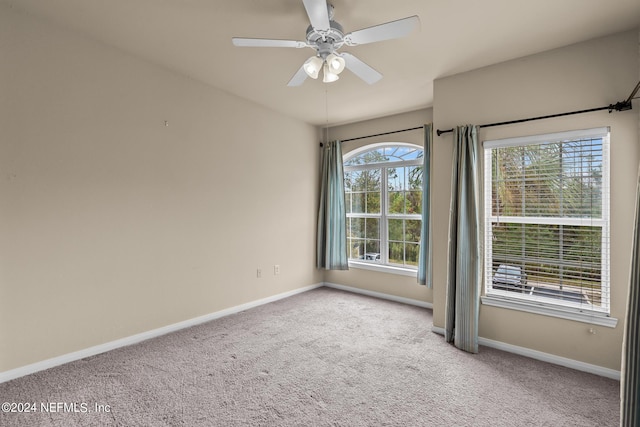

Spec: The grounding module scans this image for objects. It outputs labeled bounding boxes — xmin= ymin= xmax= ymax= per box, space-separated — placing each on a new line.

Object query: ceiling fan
xmin=232 ymin=0 xmax=420 ymax=86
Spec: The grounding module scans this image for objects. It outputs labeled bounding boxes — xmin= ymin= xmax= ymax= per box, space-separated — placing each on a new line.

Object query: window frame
xmin=481 ymin=127 xmax=616 ymax=327
xmin=343 ymin=143 xmax=423 ymax=275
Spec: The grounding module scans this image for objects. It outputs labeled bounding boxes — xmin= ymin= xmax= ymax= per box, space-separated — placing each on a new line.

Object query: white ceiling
xmin=3 ymin=0 xmax=640 ymax=126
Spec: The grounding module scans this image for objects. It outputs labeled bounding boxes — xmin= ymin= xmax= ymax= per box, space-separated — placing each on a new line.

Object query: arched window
xmin=343 ymin=143 xmax=423 ymax=270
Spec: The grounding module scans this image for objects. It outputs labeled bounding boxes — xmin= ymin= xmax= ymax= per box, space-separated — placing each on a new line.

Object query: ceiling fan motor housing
xmin=306 ymin=20 xmax=345 ymax=57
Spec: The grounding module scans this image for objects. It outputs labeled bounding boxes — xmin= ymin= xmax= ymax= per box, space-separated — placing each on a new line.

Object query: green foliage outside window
xmin=344 ymin=145 xmax=423 ymax=268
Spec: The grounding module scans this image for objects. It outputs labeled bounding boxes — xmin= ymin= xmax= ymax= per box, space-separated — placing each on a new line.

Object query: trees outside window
xmin=484 ymin=128 xmax=610 ymax=314
xmin=344 ymin=144 xmax=423 ymax=269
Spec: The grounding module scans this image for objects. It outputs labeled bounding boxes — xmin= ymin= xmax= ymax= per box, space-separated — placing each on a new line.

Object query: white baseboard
xmin=323 ymin=282 xmax=433 ymax=309
xmin=5 ymin=283 xmax=616 ymax=384
xmin=431 ymin=326 xmax=620 ymax=380
xmin=0 ymin=283 xmax=324 ymax=384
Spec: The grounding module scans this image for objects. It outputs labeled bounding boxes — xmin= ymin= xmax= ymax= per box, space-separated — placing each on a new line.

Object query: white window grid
xmin=344 ymin=143 xmax=423 ymax=269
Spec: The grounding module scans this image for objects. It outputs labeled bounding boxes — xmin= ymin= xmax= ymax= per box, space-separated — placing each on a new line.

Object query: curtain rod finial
xmin=609 ymin=101 xmax=633 ymax=113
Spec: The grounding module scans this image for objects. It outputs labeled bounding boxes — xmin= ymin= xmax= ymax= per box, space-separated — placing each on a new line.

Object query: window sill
xmin=481 ymin=294 xmax=618 ymax=328
xmin=348 ymin=261 xmax=417 ymax=277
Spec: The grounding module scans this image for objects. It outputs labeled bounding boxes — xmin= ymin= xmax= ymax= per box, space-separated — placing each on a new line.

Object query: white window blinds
xmin=484 ymin=128 xmax=610 ymax=314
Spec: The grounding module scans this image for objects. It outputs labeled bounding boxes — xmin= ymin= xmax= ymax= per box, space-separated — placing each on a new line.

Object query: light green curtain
xmin=317 ymin=140 xmax=349 ymax=270
xmin=444 ymin=125 xmax=481 ymax=353
xmin=418 ymin=124 xmax=433 ymax=287
xmin=621 ymin=165 xmax=640 ymax=426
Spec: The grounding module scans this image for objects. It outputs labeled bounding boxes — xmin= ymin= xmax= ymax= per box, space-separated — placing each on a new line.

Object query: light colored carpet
xmin=0 ymin=287 xmax=619 ymax=426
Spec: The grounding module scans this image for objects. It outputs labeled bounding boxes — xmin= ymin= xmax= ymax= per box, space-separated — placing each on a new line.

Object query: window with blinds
xmin=484 ymin=128 xmax=610 ymax=315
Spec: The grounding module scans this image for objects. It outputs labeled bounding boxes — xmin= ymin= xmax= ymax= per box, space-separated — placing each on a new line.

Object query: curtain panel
xmin=621 ymin=165 xmax=640 ymax=426
xmin=445 ymin=125 xmax=481 ymax=353
xmin=418 ymin=123 xmax=433 ymax=287
xmin=317 ymin=140 xmax=349 ymax=270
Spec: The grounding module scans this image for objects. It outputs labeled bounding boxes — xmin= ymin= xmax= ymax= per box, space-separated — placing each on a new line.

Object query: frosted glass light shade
xmin=303 ymin=56 xmax=323 ymax=79
xmin=326 ymin=53 xmax=345 ymax=74
xmin=322 ymin=62 xmax=339 ymax=83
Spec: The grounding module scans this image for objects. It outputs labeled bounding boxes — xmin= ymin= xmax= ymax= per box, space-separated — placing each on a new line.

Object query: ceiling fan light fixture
xmin=232 ymin=3 xmax=420 ymax=86
xmin=326 ymin=53 xmax=346 ymax=75
xmin=303 ymin=56 xmax=323 ymax=79
xmin=322 ymin=62 xmax=339 ymax=83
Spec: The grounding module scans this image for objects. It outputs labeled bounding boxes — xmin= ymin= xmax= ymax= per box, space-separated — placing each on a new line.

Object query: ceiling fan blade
xmin=344 ymin=15 xmax=420 ymax=46
xmin=232 ymin=38 xmax=307 ymax=48
xmin=302 ymin=0 xmax=330 ymax=31
xmin=340 ymin=53 xmax=383 ymax=85
xmin=287 ymin=65 xmax=309 ymax=87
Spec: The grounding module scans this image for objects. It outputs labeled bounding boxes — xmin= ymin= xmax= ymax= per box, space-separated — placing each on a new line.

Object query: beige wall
xmin=0 ymin=6 xmax=322 ymax=372
xmin=432 ymin=30 xmax=640 ymax=370
xmin=324 ymin=109 xmax=434 ymax=304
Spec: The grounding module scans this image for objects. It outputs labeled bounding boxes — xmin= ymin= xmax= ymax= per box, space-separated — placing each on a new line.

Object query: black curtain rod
xmin=436 ymin=80 xmax=640 ymax=137
xmin=319 ymin=125 xmax=423 ymax=146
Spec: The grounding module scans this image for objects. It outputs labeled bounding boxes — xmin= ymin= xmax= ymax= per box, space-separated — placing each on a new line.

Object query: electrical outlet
xmin=274 ymin=265 xmax=280 ymax=275
xmin=257 ymin=268 xmax=262 ymax=278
